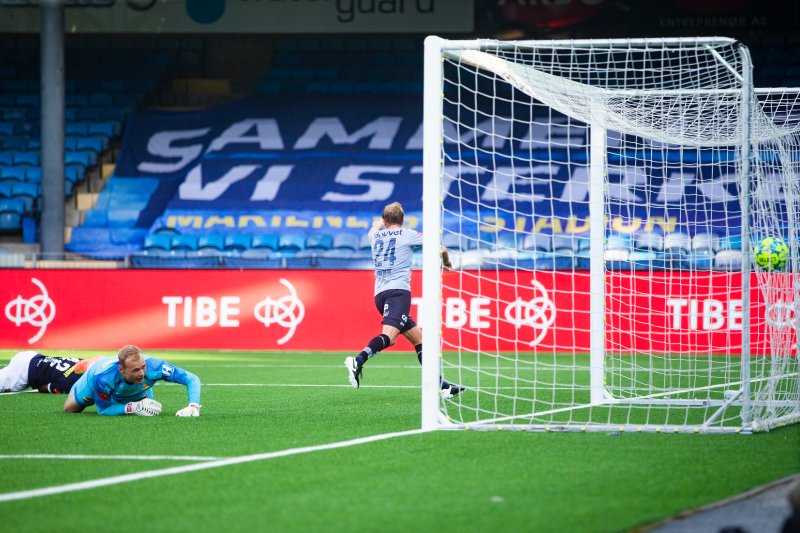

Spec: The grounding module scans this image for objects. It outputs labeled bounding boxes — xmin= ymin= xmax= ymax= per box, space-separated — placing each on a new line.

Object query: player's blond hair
xmin=118 ymin=345 xmax=143 ymax=368
xmin=382 ymin=202 xmax=404 ymax=225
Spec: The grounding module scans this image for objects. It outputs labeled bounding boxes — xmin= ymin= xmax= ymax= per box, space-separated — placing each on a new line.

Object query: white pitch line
xmin=0 ymin=454 xmax=222 ymax=461
xmin=190 ymin=364 xmax=424 ymax=369
xmin=206 ymin=383 xmax=417 ymax=388
xmin=0 ymin=428 xmax=429 ymax=503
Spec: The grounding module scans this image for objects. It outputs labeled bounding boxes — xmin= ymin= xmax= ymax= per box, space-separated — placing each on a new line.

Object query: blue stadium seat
xmin=1 ymin=108 xmax=28 ymax=122
xmin=65 ymin=93 xmax=88 ymax=107
xmin=0 ymin=166 xmax=25 ymax=182
xmin=552 ymin=234 xmax=584 ymax=256
xmin=88 ymin=120 xmax=120 ymax=137
xmin=224 ymin=234 xmax=251 ymax=253
xmin=257 ymin=81 xmax=281 ymax=94
xmin=0 ymin=122 xmax=15 ymax=137
xmin=691 ymin=232 xmax=719 ymax=253
xmin=15 ymin=93 xmax=39 ymax=107
xmin=88 ymin=92 xmax=113 ymax=107
xmin=171 ymin=234 xmax=199 ymax=252
xmin=0 ymin=181 xmax=12 ymax=198
xmin=0 ymin=151 xmax=15 ymax=166
xmin=11 ymin=182 xmax=38 ymax=213
xmin=606 ymin=233 xmax=632 ymax=252
xmin=13 ymin=151 xmax=39 ymax=167
xmin=251 ymin=233 xmax=278 ymax=251
xmin=65 ymin=121 xmax=90 ymax=136
xmin=689 ymin=232 xmax=721 ymax=270
xmin=331 ymin=232 xmax=359 ymax=252
xmin=100 ymin=80 xmax=125 ymax=92
xmin=486 ymin=232 xmax=521 ymax=261
xmin=663 ymin=232 xmax=691 ymax=254
xmin=66 ymin=150 xmax=96 ymax=168
xmin=24 ymin=166 xmax=41 ymax=183
xmin=75 ymin=107 xmax=103 ymax=122
xmin=277 ymin=233 xmax=305 ymax=256
xmin=77 ymin=135 xmax=108 ymax=153
xmin=305 ymin=234 xmax=332 ymax=252
xmin=143 ymin=233 xmax=172 ymax=253
xmin=521 ymin=233 xmax=552 ymax=254
xmin=656 ymin=232 xmax=689 ymax=269
xmin=0 ymin=136 xmax=25 ymax=151
xmin=494 ymin=231 xmax=520 ymax=251
xmin=0 ymin=198 xmax=24 ymax=232
xmin=64 ymin=136 xmax=79 ymax=151
xmin=65 ymin=164 xmax=85 ymax=185
xmin=634 ymin=232 xmax=664 ymax=252
xmin=197 ymin=234 xmax=225 ymax=255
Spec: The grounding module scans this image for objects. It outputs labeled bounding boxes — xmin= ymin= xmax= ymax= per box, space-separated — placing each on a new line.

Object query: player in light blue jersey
xmin=345 ymin=201 xmax=464 ymax=399
xmin=64 ymin=345 xmax=201 ymax=417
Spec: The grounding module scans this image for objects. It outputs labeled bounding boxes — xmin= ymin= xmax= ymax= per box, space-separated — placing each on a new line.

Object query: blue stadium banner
xmin=116 ymin=94 xmax=427 ymax=235
xmin=115 ymin=94 xmax=755 ymax=238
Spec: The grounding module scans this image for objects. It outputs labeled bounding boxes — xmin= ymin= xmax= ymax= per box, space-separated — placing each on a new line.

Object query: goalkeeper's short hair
xmin=118 ymin=345 xmax=143 ymax=367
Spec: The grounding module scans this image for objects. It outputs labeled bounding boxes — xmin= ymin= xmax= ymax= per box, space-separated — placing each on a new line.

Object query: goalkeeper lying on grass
xmin=64 ymin=345 xmax=201 ymax=417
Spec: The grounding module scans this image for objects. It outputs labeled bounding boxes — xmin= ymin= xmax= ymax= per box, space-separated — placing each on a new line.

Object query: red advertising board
xmin=0 ymin=269 xmax=776 ymax=353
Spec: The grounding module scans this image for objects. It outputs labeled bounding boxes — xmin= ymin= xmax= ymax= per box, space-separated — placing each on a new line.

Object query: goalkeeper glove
xmin=125 ymin=398 xmax=162 ymax=416
xmin=176 ymin=403 xmax=201 ymax=417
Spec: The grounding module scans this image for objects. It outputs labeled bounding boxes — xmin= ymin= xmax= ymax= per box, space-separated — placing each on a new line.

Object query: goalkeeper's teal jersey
xmin=369 ymin=227 xmax=422 ymax=295
xmin=71 ymin=355 xmax=201 ymax=416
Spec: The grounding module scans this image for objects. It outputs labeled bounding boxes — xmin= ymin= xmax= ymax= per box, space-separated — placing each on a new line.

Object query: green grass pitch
xmin=0 ymin=349 xmax=798 ymax=532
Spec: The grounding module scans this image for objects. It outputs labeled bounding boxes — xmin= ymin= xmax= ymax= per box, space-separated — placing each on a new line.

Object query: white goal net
xmin=421 ymin=36 xmax=800 ymax=433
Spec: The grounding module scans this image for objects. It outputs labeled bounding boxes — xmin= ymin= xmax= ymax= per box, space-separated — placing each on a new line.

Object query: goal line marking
xmin=0 ymin=428 xmax=429 ymax=503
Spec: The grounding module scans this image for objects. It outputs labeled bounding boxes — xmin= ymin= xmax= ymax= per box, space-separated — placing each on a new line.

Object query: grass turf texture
xmin=0 ymin=350 xmax=798 ymax=532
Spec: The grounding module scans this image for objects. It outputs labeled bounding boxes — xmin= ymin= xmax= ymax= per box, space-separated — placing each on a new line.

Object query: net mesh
xmin=433 ymin=38 xmax=800 ymax=433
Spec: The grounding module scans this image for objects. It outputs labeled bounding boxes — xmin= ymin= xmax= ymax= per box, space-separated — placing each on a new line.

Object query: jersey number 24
xmin=373 ymin=238 xmax=396 ymax=267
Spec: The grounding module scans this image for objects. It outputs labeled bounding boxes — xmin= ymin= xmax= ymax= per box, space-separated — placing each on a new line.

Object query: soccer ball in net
xmin=753 ymin=236 xmax=790 ymax=271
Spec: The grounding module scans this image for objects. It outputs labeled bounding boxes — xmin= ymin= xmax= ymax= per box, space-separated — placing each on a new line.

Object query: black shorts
xmin=374 ymin=289 xmax=417 ymax=333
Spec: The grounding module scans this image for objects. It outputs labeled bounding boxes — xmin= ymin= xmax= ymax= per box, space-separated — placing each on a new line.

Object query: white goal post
xmin=421 ymin=36 xmax=800 ymax=433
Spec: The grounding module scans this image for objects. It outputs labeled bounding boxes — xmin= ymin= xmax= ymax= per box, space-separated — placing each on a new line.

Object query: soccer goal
xmin=421 ymin=36 xmax=800 ymax=434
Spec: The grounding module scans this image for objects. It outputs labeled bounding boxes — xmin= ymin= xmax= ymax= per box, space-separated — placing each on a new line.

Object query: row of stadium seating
xmin=123 ymin=229 xmax=752 ymax=271
xmin=258 ymin=36 xmax=422 ymax=95
xmin=141 ymin=232 xmax=369 ymax=256
xmin=0 ymin=150 xmax=98 ymax=168
xmin=0 ymin=36 xmax=184 ymax=238
xmin=447 ymin=231 xmax=746 ymax=271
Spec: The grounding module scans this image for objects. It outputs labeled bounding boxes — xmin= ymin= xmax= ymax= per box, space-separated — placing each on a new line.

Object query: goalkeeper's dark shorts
xmin=374 ymin=289 xmax=417 ymax=333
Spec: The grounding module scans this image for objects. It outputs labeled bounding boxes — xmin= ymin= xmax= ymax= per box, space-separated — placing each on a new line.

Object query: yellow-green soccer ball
xmin=753 ymin=236 xmax=789 ymax=271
